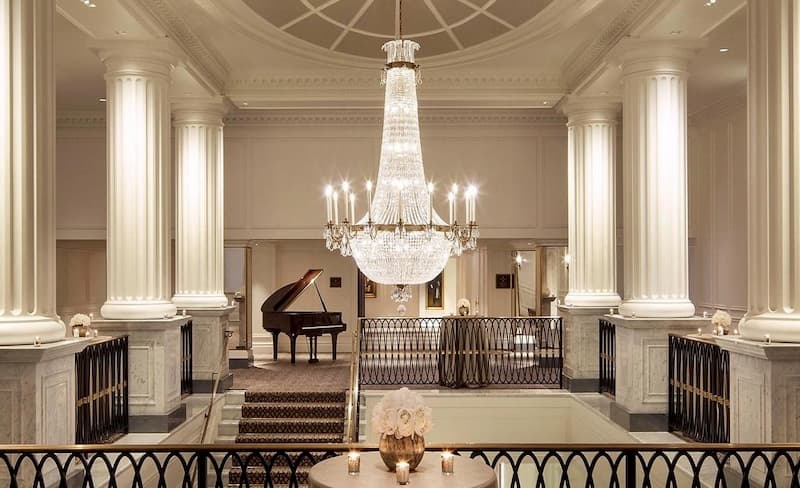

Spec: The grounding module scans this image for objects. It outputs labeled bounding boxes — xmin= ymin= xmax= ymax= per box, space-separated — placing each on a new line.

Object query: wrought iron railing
xmin=599 ymin=318 xmax=616 ymax=397
xmin=181 ymin=319 xmax=193 ymax=396
xmin=75 ymin=336 xmax=129 ymax=444
xmin=2 ymin=443 xmax=800 ymax=487
xmin=359 ymin=317 xmax=562 ymax=387
xmin=668 ymin=333 xmax=731 ymax=443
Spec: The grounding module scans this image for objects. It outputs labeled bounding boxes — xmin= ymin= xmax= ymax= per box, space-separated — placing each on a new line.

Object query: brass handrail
xmin=7 ymin=442 xmax=800 ymax=453
xmin=344 ymin=318 xmax=362 ymax=442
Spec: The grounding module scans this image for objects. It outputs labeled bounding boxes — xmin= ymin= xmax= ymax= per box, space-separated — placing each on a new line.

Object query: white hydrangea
xmin=371 ymin=387 xmax=433 ymax=439
xmin=711 ymin=310 xmax=731 ymax=332
xmin=69 ymin=313 xmax=91 ymax=327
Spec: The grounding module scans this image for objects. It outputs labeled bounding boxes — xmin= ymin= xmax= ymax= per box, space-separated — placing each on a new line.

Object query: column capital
xmin=171 ymin=96 xmax=231 ymax=126
xmin=611 ymin=38 xmax=706 ymax=77
xmin=561 ymin=96 xmax=621 ymax=125
xmin=88 ymin=39 xmax=182 ymax=78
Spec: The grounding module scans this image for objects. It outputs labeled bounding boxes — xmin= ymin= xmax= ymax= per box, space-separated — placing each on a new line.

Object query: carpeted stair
xmin=228 ymin=390 xmax=347 ymax=486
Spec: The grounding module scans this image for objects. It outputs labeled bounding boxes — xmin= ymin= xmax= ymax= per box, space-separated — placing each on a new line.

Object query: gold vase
xmin=379 ymin=434 xmax=425 ymax=471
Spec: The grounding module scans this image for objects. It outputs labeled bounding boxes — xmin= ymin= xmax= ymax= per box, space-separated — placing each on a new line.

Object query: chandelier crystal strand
xmin=324 ymin=39 xmax=479 ymax=302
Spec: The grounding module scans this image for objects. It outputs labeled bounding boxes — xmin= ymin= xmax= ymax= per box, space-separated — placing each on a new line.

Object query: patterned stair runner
xmin=229 ymin=390 xmax=346 ymax=487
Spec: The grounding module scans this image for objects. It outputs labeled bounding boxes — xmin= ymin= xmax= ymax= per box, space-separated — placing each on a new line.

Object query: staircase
xmin=227 ymin=390 xmax=347 ymax=486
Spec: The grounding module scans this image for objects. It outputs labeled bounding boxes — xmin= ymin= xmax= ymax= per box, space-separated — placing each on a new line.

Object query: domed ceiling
xmin=242 ymin=0 xmax=555 ymax=58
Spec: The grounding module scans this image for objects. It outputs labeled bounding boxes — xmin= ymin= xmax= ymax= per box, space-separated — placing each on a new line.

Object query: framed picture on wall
xmin=364 ymin=278 xmax=377 ymax=298
xmin=426 ymin=272 xmax=444 ymax=309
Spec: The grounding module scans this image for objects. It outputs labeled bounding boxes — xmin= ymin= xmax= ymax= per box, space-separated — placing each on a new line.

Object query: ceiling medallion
xmin=323 ymin=10 xmax=479 ymax=303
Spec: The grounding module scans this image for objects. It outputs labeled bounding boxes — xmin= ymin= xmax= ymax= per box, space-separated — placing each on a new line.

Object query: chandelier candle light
xmin=324 ymin=37 xmax=479 ymax=302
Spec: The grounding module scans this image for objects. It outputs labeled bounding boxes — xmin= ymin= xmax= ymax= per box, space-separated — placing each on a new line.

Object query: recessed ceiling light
xmin=81 ymin=0 xmax=97 ymax=7
xmin=242 ymin=102 xmax=249 ymax=107
xmin=543 ymin=101 xmax=549 ymax=105
xmin=600 ymin=91 xmax=609 ymax=95
xmin=704 ymin=0 xmax=717 ymax=6
xmin=719 ymin=47 xmax=730 ymax=53
xmin=115 ymin=30 xmax=127 ymax=36
xmin=98 ymin=97 xmax=107 ymax=102
xmin=670 ymin=30 xmax=682 ymax=36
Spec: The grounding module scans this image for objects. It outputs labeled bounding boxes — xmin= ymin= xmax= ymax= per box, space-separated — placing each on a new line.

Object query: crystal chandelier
xmin=323 ymin=37 xmax=479 ymax=301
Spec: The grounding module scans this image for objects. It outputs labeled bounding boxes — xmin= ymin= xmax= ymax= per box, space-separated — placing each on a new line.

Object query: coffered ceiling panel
xmin=241 ymin=0 xmax=555 ymax=59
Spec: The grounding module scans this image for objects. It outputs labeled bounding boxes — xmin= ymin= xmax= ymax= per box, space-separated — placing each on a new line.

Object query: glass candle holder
xmin=765 ymin=334 xmax=771 ymax=344
xmin=347 ymin=452 xmax=360 ymax=475
xmin=441 ymin=452 xmax=454 ymax=475
xmin=33 ymin=336 xmax=41 ymax=347
xmin=396 ymin=462 xmax=410 ymax=485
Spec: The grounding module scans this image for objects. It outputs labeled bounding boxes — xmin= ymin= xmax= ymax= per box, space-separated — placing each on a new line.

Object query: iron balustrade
xmin=181 ymin=320 xmax=193 ymax=396
xmin=599 ymin=318 xmax=616 ymax=397
xmin=668 ymin=333 xmax=731 ymax=443
xmin=359 ymin=317 xmax=562 ymax=387
xmin=2 ymin=443 xmax=800 ymax=487
xmin=75 ymin=336 xmax=129 ymax=444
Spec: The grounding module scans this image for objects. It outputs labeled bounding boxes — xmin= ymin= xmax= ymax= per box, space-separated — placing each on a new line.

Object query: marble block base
xmin=716 ymin=337 xmax=800 ymax=485
xmin=0 ymin=339 xmax=90 ymax=485
xmin=229 ymin=348 xmax=253 ymax=369
xmin=605 ymin=315 xmax=709 ymax=430
xmin=559 ymin=305 xmax=611 ymax=392
xmin=93 ymin=317 xmax=189 ymax=430
xmin=180 ymin=307 xmax=234 ymax=393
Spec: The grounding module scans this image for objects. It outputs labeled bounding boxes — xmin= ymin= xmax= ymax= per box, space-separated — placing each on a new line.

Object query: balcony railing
xmin=668 ymin=333 xmax=731 ymax=443
xmin=2 ymin=443 xmax=800 ymax=487
xmin=359 ymin=317 xmax=562 ymax=387
xmin=599 ymin=318 xmax=616 ymax=397
xmin=75 ymin=336 xmax=129 ymax=444
xmin=181 ymin=320 xmax=193 ymax=397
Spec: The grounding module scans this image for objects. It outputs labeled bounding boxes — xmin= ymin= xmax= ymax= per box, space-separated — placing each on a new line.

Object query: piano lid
xmin=261 ymin=269 xmax=325 ymax=313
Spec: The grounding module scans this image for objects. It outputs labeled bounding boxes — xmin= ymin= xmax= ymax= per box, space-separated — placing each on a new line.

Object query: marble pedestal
xmin=93 ymin=317 xmax=189 ymax=432
xmin=559 ymin=305 xmax=611 ymax=392
xmin=180 ymin=307 xmax=235 ymax=393
xmin=0 ymin=339 xmax=89 ymax=485
xmin=606 ymin=315 xmax=709 ymax=431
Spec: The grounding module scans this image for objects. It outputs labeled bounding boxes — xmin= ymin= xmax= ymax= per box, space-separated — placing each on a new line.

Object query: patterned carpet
xmin=229 ymin=358 xmax=349 ymax=486
xmin=231 ymin=355 xmax=350 ymax=392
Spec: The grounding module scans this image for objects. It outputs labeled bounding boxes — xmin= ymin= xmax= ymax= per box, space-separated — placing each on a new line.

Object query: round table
xmin=308 ymin=452 xmax=497 ymax=488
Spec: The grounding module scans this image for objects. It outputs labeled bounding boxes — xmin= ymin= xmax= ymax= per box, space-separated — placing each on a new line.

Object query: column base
xmin=184 ymin=306 xmax=235 ymax=389
xmin=739 ymin=312 xmax=800 ymax=342
xmin=93 ymin=317 xmax=189 ymax=418
xmin=101 ymin=300 xmax=177 ymax=320
xmin=609 ymin=402 xmax=667 ymax=432
xmin=0 ymin=315 xmax=66 ymax=345
xmin=129 ymin=404 xmax=187 ymax=433
xmin=618 ymin=299 xmax=695 ymax=318
xmin=559 ymin=305 xmax=608 ymax=387
xmin=564 ymin=293 xmax=621 ymax=308
xmin=172 ymin=294 xmax=229 ymax=310
xmin=606 ymin=315 xmax=709 ymax=418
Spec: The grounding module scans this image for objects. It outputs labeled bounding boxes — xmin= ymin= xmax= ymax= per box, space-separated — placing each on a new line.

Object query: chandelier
xmin=323 ymin=37 xmax=479 ymax=302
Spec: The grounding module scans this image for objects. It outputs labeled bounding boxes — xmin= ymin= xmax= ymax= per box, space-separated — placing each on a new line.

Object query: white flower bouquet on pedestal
xmin=69 ymin=313 xmax=93 ymax=337
xmin=711 ymin=310 xmax=732 ymax=335
xmin=372 ymin=387 xmax=432 ymax=471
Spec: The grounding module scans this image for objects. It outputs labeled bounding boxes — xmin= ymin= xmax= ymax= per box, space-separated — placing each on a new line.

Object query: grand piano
xmin=261 ymin=269 xmax=346 ymax=364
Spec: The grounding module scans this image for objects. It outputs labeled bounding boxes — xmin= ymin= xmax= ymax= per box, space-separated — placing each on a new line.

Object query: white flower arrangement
xmin=69 ymin=313 xmax=92 ymax=327
xmin=371 ymin=387 xmax=433 ymax=440
xmin=456 ymin=298 xmax=471 ymax=316
xmin=711 ymin=310 xmax=732 ymax=334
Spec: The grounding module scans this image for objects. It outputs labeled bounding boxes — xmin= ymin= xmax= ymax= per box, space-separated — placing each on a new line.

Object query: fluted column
xmin=739 ymin=1 xmax=800 ymax=342
xmin=92 ymin=41 xmax=178 ymax=320
xmin=172 ymin=99 xmax=227 ymax=309
xmin=0 ymin=0 xmax=65 ymax=344
xmin=615 ymin=39 xmax=703 ymax=318
xmin=563 ymin=97 xmax=621 ymax=308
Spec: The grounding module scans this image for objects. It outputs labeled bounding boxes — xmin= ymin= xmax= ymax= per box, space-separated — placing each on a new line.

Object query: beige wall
xmin=688 ymin=95 xmax=748 ymax=319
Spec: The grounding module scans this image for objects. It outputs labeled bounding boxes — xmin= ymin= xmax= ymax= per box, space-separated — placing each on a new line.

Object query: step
xmin=222 ymin=405 xmax=243 ymax=421
xmin=219 ymin=420 xmax=240 ymax=437
xmin=244 ymin=391 xmax=346 ymax=404
xmin=241 ymin=402 xmax=346 ymax=420
xmin=230 ymin=451 xmax=330 ymax=468
xmin=226 ymin=390 xmax=246 ymax=406
xmin=228 ymin=465 xmax=310 ymax=486
xmin=235 ymin=432 xmax=344 ymax=444
xmin=238 ymin=418 xmax=344 ymax=435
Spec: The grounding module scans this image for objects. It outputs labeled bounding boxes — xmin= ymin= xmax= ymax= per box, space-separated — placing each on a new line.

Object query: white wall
xmin=687 ymin=95 xmax=748 ymax=319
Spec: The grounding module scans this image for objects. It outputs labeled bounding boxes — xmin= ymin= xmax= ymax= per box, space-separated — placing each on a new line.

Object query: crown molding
xmin=223 ymin=109 xmax=566 ymax=127
xmin=56 ymin=111 xmax=106 ymax=128
xmin=562 ymin=0 xmax=666 ymax=91
xmin=122 ymin=0 xmax=230 ymax=93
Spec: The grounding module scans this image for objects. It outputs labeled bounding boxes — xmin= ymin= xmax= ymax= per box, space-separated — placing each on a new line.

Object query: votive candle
xmin=350 ymin=193 xmax=356 ymax=223
xmin=347 ymin=452 xmax=360 ymax=475
xmin=441 ymin=452 xmax=454 ymax=475
xmin=765 ymin=334 xmax=771 ymax=344
xmin=33 ymin=336 xmax=41 ymax=347
xmin=396 ymin=462 xmax=410 ymax=485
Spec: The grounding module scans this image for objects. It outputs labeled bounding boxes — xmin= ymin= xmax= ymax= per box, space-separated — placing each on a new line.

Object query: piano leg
xmin=290 ymin=335 xmax=297 ymax=364
xmin=308 ymin=335 xmax=319 ymax=364
xmin=330 ymin=332 xmax=340 ymax=361
xmin=269 ymin=330 xmax=280 ymax=361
